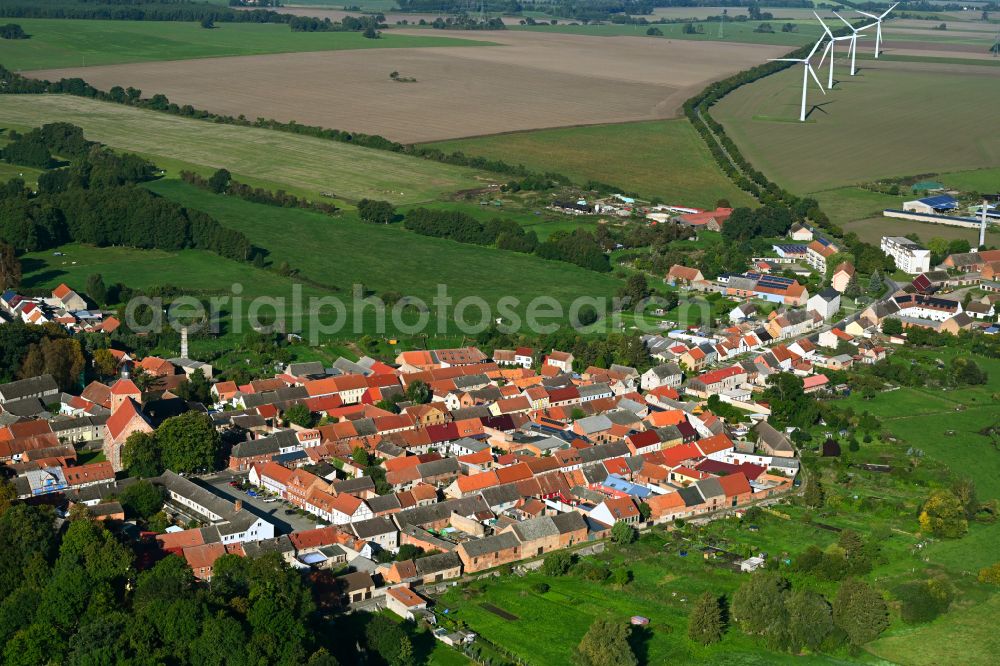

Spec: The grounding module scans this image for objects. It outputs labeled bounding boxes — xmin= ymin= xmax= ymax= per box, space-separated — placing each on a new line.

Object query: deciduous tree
xmin=832 ymin=578 xmax=888 ymax=646
xmin=688 ymin=591 xmax=724 ymax=645
xmin=573 ymin=617 xmax=637 ymax=666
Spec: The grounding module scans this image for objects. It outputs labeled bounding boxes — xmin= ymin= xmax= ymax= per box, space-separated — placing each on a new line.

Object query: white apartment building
xmin=881 ymin=236 xmax=931 ymax=274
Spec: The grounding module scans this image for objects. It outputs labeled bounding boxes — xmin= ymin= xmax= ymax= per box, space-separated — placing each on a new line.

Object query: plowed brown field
xmin=29 ymin=31 xmax=786 ymax=143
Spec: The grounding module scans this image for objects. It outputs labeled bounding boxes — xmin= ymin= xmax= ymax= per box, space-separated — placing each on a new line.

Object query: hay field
xmin=712 ymin=60 xmax=1000 ymax=195
xmin=28 ymin=31 xmax=786 ymax=143
xmin=0 ymin=95 xmax=486 ymax=204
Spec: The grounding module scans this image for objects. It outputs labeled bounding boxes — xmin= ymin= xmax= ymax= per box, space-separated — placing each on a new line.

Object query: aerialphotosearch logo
xmin=124 ymin=283 xmax=714 ymax=344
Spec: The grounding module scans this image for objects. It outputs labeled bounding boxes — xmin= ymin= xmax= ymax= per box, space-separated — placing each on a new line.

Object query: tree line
xmin=400 ymin=206 xmax=611 ymax=272
xmin=0 ymin=123 xmax=255 ymax=262
xmin=180 ymin=169 xmax=339 ymax=216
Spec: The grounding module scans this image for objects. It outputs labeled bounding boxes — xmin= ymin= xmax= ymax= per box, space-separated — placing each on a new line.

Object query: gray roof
xmin=578 ymin=383 xmax=612 ymax=398
xmin=696 ymin=476 xmax=725 ymax=499
xmin=678 ymin=485 xmax=704 ymax=507
xmin=551 ymin=510 xmax=587 ymax=534
xmin=581 ymin=464 xmax=608 ymax=485
xmin=0 ymin=374 xmax=58 ymax=403
xmin=450 ymin=406 xmax=493 ymax=421
xmin=647 ymin=363 xmax=682 ymax=379
xmin=332 ymin=358 xmax=368 ymax=376
xmin=3 ymin=398 xmax=47 ymax=417
xmin=155 ymin=470 xmax=235 ymax=521
xmin=366 ymin=493 xmax=401 ymax=514
xmin=242 ymin=386 xmax=308 ymax=408
xmin=575 ymin=414 xmax=612 ymax=435
xmin=350 ymin=516 xmax=398 ymax=539
xmin=414 ymin=550 xmax=462 ymax=576
xmin=401 ymin=525 xmax=455 ymax=552
xmin=394 ymin=495 xmax=490 ymax=528
xmin=332 ymin=476 xmax=376 ymax=495
xmin=510 ymin=515 xmax=561 ymax=542
xmin=609 ymin=364 xmax=639 ymax=378
xmin=287 ymin=361 xmax=326 ymax=377
xmin=452 ymin=437 xmax=490 ymax=453
xmin=49 ymin=414 xmax=107 ymax=432
xmin=604 ymin=409 xmax=642 ymax=427
xmin=454 ymin=374 xmax=490 ymax=390
xmin=231 ymin=436 xmax=281 ymax=459
xmin=815 ymin=287 xmax=841 ymax=302
xmin=480 ymin=483 xmax=520 ymax=509
xmin=753 ymin=421 xmax=793 ymax=453
xmin=460 ymin=531 xmax=520 ymax=558
xmin=416 ymin=457 xmax=460 ymax=479
xmin=243 ymin=535 xmax=295 ymax=558
xmin=578 ymin=441 xmax=631 ymax=464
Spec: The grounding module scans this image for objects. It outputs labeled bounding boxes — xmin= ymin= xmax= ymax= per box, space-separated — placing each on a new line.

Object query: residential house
xmin=831 ymin=262 xmax=856 ymax=293
xmin=807 ymin=288 xmax=841 ymax=321
xmin=640 ymin=363 xmax=682 ymax=391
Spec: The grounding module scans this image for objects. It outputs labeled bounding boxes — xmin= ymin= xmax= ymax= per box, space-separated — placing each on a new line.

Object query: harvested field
xmin=28 ymin=31 xmax=787 ymax=143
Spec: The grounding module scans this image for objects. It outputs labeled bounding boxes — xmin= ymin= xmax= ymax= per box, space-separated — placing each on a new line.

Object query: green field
xmin=144 ymin=179 xmax=622 ymax=334
xmin=868 ymin=593 xmax=1000 ymax=665
xmin=510 ymin=18 xmax=826 ymax=47
xmin=0 ymin=19 xmax=488 ymax=71
xmin=426 ymin=120 xmax=757 ymax=209
xmin=0 ymin=94 xmax=487 ymax=205
xmin=712 ymin=65 xmax=1000 ymax=195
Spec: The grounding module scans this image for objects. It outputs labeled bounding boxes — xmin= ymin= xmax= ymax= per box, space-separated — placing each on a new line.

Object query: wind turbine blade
xmin=768 ymin=58 xmax=803 ymax=62
xmin=807 ymin=37 xmax=826 ymax=59
xmin=833 ymin=11 xmax=853 ymax=29
xmin=807 ymin=65 xmax=826 ymax=94
xmin=814 ymin=12 xmax=833 ymax=38
xmin=817 ymin=40 xmax=832 ymax=70
xmin=881 ymin=2 xmax=899 ymax=19
xmin=856 ymin=10 xmax=879 ymax=19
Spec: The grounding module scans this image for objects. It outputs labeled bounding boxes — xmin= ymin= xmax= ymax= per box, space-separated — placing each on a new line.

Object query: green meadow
xmin=0 ymin=94 xmax=487 ymax=205
xmin=0 ymin=18 xmax=489 ymax=71
xmin=144 ymin=179 xmax=623 ymax=334
xmin=427 ymin=120 xmax=757 ymax=209
xmin=712 ymin=65 xmax=1000 ymax=195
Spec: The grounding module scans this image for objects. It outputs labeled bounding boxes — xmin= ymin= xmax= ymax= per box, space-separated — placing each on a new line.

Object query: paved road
xmin=195 ymin=470 xmax=320 ymax=535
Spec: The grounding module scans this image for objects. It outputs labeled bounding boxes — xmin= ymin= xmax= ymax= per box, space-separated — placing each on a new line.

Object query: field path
xmin=29 ymin=31 xmax=786 ymax=143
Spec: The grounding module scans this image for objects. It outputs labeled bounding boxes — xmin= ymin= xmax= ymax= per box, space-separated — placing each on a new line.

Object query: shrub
xmin=531 ymin=582 xmax=550 ymax=594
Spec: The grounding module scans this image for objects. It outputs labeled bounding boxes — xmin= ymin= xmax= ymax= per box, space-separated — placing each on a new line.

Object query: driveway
xmin=194 ymin=470 xmax=320 ymax=535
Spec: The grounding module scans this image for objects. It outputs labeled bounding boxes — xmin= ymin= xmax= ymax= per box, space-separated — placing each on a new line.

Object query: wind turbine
xmin=769 ymin=37 xmax=827 ymax=122
xmin=834 ymin=12 xmax=873 ymax=76
xmin=814 ymin=12 xmax=856 ymax=89
xmin=856 ymin=2 xmax=898 ymax=58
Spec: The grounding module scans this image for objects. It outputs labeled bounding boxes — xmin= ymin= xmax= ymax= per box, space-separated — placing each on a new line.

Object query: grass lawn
xmin=0 ymin=95 xmax=489 ymax=205
xmin=425 ymin=120 xmax=757 ymax=209
xmin=0 ymin=160 xmax=42 ymax=187
xmin=867 ymin=592 xmax=1000 ymax=665
xmin=0 ymin=19 xmax=489 ymax=71
xmin=145 ymin=179 xmax=623 ymax=336
xmin=712 ymin=65 xmax=1000 ymax=195
xmin=436 ymin=532 xmax=849 ymax=665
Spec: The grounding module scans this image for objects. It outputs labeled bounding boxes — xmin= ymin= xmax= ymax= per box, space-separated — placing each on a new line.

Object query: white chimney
xmin=180 ymin=326 xmax=189 ymax=359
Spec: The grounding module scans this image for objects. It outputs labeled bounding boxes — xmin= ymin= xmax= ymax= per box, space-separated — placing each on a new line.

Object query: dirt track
xmin=28 ymin=31 xmax=786 ymax=143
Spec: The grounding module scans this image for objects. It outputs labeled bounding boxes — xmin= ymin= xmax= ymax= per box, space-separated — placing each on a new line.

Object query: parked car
xmin=262 ymin=498 xmax=277 ymax=503
xmin=247 ymin=490 xmax=257 ymax=497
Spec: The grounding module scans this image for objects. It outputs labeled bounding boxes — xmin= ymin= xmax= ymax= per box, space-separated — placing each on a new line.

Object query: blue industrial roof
xmin=919 ymin=194 xmax=958 ymax=210
xmin=602 ymin=474 xmax=652 ymax=499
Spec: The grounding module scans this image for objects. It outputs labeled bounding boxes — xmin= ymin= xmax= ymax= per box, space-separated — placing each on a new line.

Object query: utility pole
xmin=719 ymin=9 xmax=726 ymax=39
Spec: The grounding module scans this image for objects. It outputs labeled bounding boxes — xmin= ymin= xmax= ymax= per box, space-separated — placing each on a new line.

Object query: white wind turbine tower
xmin=814 ymin=12 xmax=856 ymax=89
xmin=769 ymin=37 xmax=827 ymax=122
xmin=856 ymin=2 xmax=898 ymax=58
xmin=834 ymin=11 xmax=873 ymax=76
